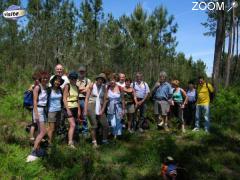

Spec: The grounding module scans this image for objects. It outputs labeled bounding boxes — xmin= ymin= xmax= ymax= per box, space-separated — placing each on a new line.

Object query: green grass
xmin=0 ymin=85 xmax=240 ymax=179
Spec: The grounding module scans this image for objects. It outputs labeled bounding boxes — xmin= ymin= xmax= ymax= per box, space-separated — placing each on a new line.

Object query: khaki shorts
xmin=86 ymin=102 xmax=108 ymax=129
xmin=154 ymin=100 xmax=170 ymax=116
xmin=48 ymin=111 xmax=61 ymax=123
xmin=125 ymin=103 xmax=135 ymax=114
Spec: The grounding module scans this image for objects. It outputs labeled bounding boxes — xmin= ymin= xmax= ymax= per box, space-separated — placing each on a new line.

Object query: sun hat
xmin=96 ymin=73 xmax=106 ymax=83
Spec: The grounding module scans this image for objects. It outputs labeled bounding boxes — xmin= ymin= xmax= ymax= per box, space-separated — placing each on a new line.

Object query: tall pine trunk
xmin=225 ymin=5 xmax=236 ymax=87
xmin=213 ymin=9 xmax=225 ymax=91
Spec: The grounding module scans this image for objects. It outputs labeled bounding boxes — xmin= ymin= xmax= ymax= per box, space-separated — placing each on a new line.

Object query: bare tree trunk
xmin=213 ymin=9 xmax=225 ymax=91
xmin=225 ymin=5 xmax=236 ymax=87
xmin=232 ymin=19 xmax=239 ymax=81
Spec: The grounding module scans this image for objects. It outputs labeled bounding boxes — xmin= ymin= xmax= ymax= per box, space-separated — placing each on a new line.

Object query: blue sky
xmin=100 ymin=0 xmax=215 ymax=76
xmin=20 ymin=0 xmax=215 ymax=76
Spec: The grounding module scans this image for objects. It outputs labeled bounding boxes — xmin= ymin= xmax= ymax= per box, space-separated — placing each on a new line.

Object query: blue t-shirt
xmin=154 ymin=82 xmax=172 ymax=101
xmin=48 ymin=89 xmax=62 ymax=112
xmin=187 ymin=89 xmax=197 ymax=103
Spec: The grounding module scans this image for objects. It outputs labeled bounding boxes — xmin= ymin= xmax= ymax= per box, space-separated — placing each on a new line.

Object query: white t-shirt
xmin=131 ymin=81 xmax=150 ymax=99
xmin=116 ymin=81 xmax=126 ymax=88
xmin=49 ymin=75 xmax=69 ymax=89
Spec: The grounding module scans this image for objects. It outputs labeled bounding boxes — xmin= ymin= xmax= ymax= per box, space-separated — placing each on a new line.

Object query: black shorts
xmin=64 ymin=108 xmax=78 ymax=119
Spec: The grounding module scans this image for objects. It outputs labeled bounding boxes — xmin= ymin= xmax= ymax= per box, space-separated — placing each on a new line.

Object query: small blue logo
xmin=2 ymin=5 xmax=26 ymax=20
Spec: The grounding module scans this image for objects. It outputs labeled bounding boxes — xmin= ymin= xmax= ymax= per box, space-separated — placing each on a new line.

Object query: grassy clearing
xmin=0 ymin=86 xmax=240 ymax=179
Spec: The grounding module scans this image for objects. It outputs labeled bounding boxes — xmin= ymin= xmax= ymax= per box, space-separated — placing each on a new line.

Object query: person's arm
xmin=180 ymin=88 xmax=188 ymax=108
xmin=84 ymin=83 xmax=93 ymax=116
xmin=168 ymin=84 xmax=174 ymax=105
xmin=77 ymin=99 xmax=81 ymax=121
xmin=141 ymin=83 xmax=150 ymax=103
xmin=100 ymin=90 xmax=108 ymax=115
xmin=132 ymin=88 xmax=138 ymax=105
xmin=120 ymin=89 xmax=125 ymax=113
xmin=33 ymin=85 xmax=40 ymax=121
xmin=208 ymin=83 xmax=214 ymax=93
xmin=63 ymin=84 xmax=72 ymax=117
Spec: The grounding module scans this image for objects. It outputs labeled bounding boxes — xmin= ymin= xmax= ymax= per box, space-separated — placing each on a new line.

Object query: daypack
xmin=23 ymin=85 xmax=41 ymax=109
xmin=151 ymin=84 xmax=160 ymax=101
xmin=206 ymin=83 xmax=215 ymax=102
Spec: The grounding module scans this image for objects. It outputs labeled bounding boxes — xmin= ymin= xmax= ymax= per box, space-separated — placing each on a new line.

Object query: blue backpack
xmin=23 ymin=85 xmax=41 ymax=109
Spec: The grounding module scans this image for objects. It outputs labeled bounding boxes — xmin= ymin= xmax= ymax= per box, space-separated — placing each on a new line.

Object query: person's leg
xmin=160 ymin=101 xmax=170 ymax=130
xmin=99 ymin=115 xmax=109 ymax=143
xmin=30 ymin=125 xmax=35 ymax=140
xmin=80 ymin=99 xmax=88 ymax=135
xmin=88 ymin=104 xmax=98 ymax=146
xmin=133 ymin=106 xmax=139 ymax=130
xmin=127 ymin=104 xmax=135 ymax=131
xmin=127 ymin=113 xmax=132 ymax=130
xmin=191 ymin=103 xmax=196 ymax=128
xmin=116 ymin=115 xmax=123 ymax=136
xmin=203 ymin=105 xmax=210 ymax=132
xmin=33 ymin=122 xmax=47 ymax=150
xmin=178 ymin=105 xmax=185 ymax=132
xmin=154 ymin=101 xmax=160 ymax=125
xmin=68 ymin=114 xmax=76 ymax=146
xmin=110 ymin=115 xmax=117 ymax=138
xmin=48 ymin=122 xmax=55 ymax=144
xmin=138 ymin=102 xmax=146 ymax=130
xmin=194 ymin=105 xmax=200 ymax=130
xmin=30 ymin=112 xmax=36 ymax=140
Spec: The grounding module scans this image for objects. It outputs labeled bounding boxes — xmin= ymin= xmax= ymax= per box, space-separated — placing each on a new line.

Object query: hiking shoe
xmin=158 ymin=121 xmax=164 ymax=127
xmin=139 ymin=128 xmax=144 ymax=133
xmin=192 ymin=128 xmax=199 ymax=132
xmin=30 ymin=137 xmax=35 ymax=141
xmin=163 ymin=125 xmax=170 ymax=132
xmin=68 ymin=142 xmax=76 ymax=149
xmin=205 ymin=129 xmax=209 ymax=133
xmin=26 ymin=154 xmax=38 ymax=162
xmin=92 ymin=143 xmax=98 ymax=149
xmin=26 ymin=150 xmax=38 ymax=162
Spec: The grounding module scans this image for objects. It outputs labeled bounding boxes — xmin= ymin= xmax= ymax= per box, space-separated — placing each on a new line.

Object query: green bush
xmin=211 ymin=87 xmax=240 ymax=128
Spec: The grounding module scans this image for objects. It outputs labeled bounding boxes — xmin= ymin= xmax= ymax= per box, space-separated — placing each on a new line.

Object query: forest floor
xmin=0 ymin=88 xmax=240 ymax=179
xmin=1 ymin=116 xmax=240 ymax=179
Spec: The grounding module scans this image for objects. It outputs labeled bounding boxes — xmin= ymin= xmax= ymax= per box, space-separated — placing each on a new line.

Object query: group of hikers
xmin=25 ymin=64 xmax=214 ymax=162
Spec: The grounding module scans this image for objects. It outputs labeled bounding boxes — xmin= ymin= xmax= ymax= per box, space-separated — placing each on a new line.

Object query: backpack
xmin=151 ymin=84 xmax=160 ymax=101
xmin=23 ymin=85 xmax=41 ymax=110
xmin=206 ymin=83 xmax=215 ymax=102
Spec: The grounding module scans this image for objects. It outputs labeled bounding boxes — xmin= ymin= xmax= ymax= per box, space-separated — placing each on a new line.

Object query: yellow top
xmin=67 ymin=84 xmax=79 ymax=108
xmin=197 ymin=83 xmax=214 ymax=105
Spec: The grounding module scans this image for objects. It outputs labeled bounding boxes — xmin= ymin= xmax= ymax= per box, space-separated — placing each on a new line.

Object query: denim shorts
xmin=33 ymin=107 xmax=47 ymax=123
